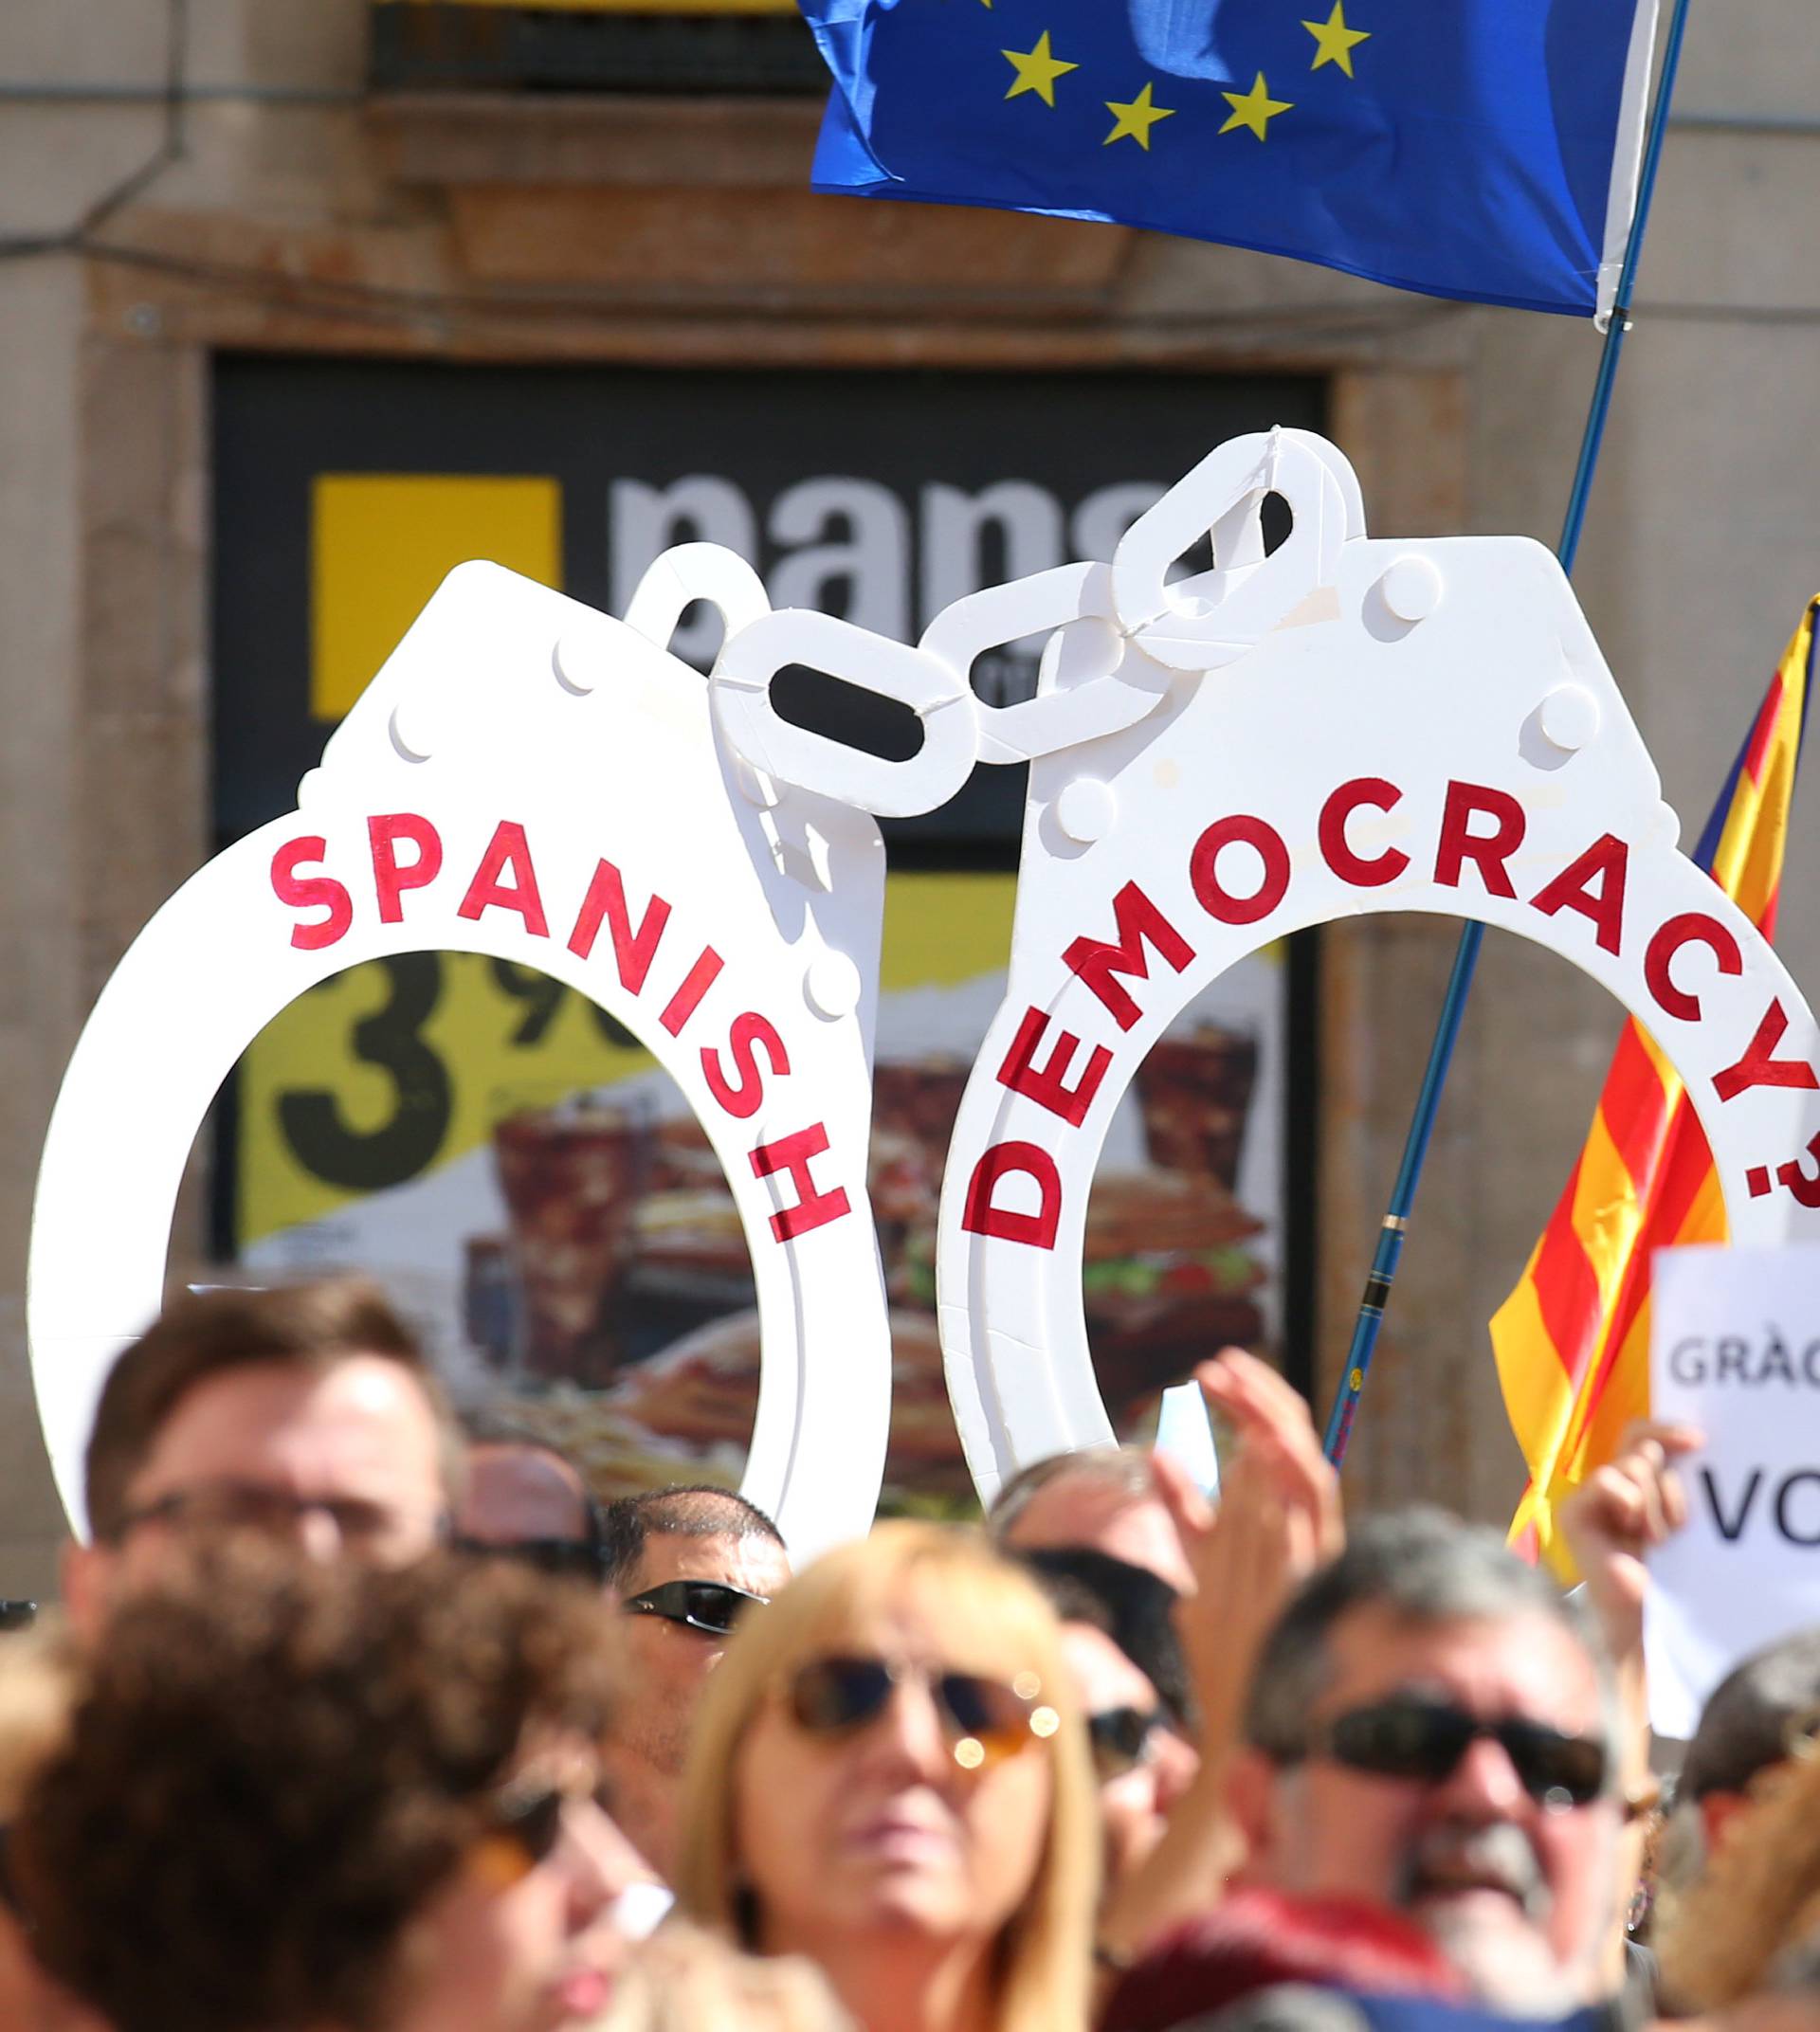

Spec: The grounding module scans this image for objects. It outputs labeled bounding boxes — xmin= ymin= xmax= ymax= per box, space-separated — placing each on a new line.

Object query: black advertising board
xmin=209 ymin=356 xmax=1321 ymax=1497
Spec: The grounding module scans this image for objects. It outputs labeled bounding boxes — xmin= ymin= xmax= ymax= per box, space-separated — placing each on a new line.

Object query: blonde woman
xmin=674 ymin=1521 xmax=1099 ymax=2032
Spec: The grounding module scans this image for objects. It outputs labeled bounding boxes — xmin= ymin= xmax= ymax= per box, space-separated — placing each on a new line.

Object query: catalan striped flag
xmin=1493 ymin=598 xmax=1819 ymax=1578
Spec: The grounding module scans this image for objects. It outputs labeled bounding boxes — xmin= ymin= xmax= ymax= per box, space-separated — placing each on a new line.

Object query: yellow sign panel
xmin=237 ymin=872 xmax=1017 ymax=1247
xmin=311 ymin=474 xmax=562 ymax=722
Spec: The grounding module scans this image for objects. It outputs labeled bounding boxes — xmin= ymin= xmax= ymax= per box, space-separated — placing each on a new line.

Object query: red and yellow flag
xmin=1493 ymin=598 xmax=1819 ymax=1577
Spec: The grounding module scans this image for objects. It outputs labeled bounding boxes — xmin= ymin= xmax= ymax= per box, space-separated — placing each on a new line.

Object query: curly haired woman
xmin=9 ymin=1541 xmax=652 ymax=2032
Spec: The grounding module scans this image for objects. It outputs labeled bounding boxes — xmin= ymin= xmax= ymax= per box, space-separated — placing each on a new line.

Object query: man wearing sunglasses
xmin=597 ymin=1484 xmax=791 ymax=1882
xmin=1229 ymin=1510 xmax=1625 ymax=2015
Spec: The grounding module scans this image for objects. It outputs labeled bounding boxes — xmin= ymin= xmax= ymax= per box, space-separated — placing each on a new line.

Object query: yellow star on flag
xmin=1003 ymin=30 xmax=1078 ymax=106
xmin=1303 ymin=3 xmax=1370 ymax=76
xmin=1103 ymin=82 xmax=1175 ymax=150
xmin=1220 ymin=71 xmax=1292 ymax=140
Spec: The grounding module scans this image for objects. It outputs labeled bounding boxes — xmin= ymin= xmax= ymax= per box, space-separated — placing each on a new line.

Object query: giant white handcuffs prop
xmin=31 ymin=429 xmax=1820 ymax=1542
xmin=31 ymin=550 xmax=891 ymax=1560
xmin=933 ymin=431 xmax=1820 ymax=1498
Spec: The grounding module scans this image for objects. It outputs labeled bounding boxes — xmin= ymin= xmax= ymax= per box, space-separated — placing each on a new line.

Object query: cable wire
xmin=0 ymin=0 xmax=188 ymax=259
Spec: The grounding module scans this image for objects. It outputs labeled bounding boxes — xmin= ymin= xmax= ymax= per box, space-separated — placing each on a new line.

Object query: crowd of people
xmin=0 ymin=1272 xmax=1815 ymax=2032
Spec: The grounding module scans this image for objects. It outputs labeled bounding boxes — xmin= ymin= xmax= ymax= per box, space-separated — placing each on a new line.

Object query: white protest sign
xmin=32 ymin=425 xmax=1820 ymax=1540
xmin=1647 ymin=1243 xmax=1820 ymax=1739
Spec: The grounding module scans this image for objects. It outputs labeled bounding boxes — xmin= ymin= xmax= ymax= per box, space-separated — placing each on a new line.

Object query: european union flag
xmin=799 ymin=0 xmax=1657 ymax=318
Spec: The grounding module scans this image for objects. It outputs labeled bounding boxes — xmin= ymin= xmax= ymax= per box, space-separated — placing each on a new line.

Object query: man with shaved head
xmin=597 ymin=1485 xmax=790 ymax=1879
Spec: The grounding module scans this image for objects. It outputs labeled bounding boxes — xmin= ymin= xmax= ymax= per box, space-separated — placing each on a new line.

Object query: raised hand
xmin=1558 ymin=1417 xmax=1702 ymax=1659
xmin=1151 ymin=1350 xmax=1342 ymax=1731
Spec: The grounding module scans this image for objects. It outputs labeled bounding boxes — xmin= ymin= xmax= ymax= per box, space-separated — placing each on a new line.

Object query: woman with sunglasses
xmin=673 ymin=1521 xmax=1100 ymax=2032
xmin=9 ymin=1541 xmax=656 ymax=2032
xmin=1038 ymin=1577 xmax=1199 ymax=1902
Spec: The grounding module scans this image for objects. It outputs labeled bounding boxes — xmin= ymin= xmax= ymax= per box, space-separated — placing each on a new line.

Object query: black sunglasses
xmin=453 ymin=1534 xmax=606 ymax=1584
xmin=1303 ymin=1696 xmax=1608 ymax=1809
xmin=786 ymin=1654 xmax=1060 ymax=1770
xmin=1086 ymin=1704 xmax=1166 ymax=1784
xmin=624 ymin=1579 xmax=768 ymax=1637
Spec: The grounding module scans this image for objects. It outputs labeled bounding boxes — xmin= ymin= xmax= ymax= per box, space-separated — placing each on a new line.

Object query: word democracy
xmin=961 ymin=771 xmax=1820 ymax=1249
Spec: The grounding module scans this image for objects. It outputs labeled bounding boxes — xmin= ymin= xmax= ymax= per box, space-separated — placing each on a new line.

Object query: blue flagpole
xmin=1322 ymin=0 xmax=1698 ymax=1466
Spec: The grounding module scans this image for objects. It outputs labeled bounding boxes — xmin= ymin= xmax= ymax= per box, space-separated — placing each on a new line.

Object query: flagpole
xmin=1321 ymin=0 xmax=1698 ymax=1467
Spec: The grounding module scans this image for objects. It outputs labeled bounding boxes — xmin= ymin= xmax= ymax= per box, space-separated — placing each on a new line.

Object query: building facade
xmin=2 ymin=0 xmax=1817 ymax=1589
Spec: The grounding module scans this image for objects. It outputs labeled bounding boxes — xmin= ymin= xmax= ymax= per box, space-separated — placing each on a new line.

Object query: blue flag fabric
xmin=800 ymin=0 xmax=1654 ymax=318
